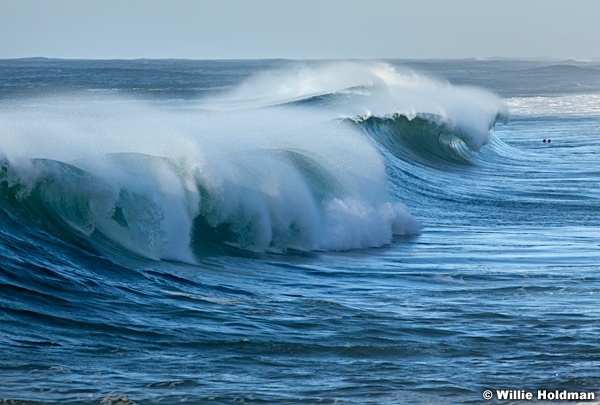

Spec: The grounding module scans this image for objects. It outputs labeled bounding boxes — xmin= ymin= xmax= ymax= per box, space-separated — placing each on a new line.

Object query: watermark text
xmin=483 ymin=389 xmax=596 ymax=401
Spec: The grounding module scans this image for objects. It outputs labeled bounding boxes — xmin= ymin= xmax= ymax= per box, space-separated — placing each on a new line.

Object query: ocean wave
xmin=0 ymin=62 xmax=510 ymax=260
xmin=0 ymin=101 xmax=421 ymax=260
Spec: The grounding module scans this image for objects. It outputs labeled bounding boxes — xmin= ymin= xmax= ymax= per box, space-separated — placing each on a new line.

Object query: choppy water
xmin=1 ymin=58 xmax=600 ymax=404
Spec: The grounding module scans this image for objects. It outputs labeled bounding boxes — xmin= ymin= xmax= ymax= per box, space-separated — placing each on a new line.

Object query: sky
xmin=1 ymin=0 xmax=599 ymax=60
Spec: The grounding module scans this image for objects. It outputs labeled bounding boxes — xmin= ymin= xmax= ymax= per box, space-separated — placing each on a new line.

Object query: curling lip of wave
xmin=353 ymin=108 xmax=509 ymax=167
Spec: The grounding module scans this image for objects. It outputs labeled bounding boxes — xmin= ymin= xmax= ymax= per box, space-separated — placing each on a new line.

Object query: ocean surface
xmin=1 ymin=58 xmax=599 ymax=404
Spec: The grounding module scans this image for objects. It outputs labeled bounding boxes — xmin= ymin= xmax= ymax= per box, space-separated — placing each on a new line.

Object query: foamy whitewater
xmin=1 ymin=58 xmax=600 ymax=404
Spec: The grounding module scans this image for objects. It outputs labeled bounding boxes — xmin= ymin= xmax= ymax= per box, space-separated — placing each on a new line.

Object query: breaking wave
xmin=0 ymin=61 xmax=508 ymax=261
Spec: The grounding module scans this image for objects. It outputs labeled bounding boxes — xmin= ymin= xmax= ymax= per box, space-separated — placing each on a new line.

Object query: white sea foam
xmin=505 ymin=94 xmax=600 ymax=116
xmin=0 ymin=89 xmax=422 ymax=260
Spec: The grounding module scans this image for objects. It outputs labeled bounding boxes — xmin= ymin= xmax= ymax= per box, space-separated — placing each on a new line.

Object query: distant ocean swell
xmin=0 ymin=62 xmax=509 ymax=261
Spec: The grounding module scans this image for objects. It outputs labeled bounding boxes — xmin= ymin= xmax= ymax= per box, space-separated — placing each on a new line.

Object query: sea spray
xmin=0 ymin=93 xmax=421 ymax=259
xmin=204 ymin=61 xmax=508 ymax=151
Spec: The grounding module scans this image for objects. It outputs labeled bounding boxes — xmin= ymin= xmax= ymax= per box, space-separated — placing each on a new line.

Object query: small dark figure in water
xmin=548 ymin=139 xmax=551 ymax=143
xmin=543 ymin=139 xmax=547 ymax=143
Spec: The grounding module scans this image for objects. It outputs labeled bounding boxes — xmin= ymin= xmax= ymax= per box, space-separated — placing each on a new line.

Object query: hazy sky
xmin=1 ymin=0 xmax=599 ymax=60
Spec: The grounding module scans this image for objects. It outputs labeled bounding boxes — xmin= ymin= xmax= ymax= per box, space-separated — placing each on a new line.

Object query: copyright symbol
xmin=483 ymin=390 xmax=493 ymax=400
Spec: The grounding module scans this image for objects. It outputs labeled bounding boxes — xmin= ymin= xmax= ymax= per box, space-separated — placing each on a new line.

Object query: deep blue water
xmin=1 ymin=58 xmax=600 ymax=404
